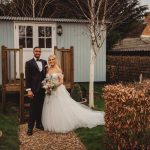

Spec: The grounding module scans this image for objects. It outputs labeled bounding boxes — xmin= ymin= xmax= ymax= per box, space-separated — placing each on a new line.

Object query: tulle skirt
xmin=42 ymin=85 xmax=105 ymax=133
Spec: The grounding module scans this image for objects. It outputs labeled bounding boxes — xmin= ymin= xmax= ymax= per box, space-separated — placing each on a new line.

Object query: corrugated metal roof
xmin=0 ymin=16 xmax=89 ymax=23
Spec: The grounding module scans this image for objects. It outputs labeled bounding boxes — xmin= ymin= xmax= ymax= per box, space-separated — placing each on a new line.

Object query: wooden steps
xmin=1 ymin=46 xmax=25 ymax=123
xmin=5 ymin=83 xmax=21 ymax=91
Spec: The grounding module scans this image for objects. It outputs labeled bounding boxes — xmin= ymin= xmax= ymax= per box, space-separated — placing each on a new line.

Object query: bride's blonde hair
xmin=48 ymin=54 xmax=62 ymax=72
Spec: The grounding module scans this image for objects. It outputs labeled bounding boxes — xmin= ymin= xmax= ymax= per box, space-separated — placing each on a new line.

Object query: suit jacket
xmin=25 ymin=58 xmax=47 ymax=94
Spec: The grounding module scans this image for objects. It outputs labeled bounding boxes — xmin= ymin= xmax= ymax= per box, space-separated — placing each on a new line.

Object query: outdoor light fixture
xmin=57 ymin=25 xmax=63 ymax=36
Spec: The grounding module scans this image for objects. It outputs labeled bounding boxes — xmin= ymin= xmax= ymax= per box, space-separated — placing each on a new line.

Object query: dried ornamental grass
xmin=103 ymin=80 xmax=150 ymax=149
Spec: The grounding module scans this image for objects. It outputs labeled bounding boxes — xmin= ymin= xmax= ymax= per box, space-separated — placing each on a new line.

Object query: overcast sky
xmin=140 ymin=0 xmax=150 ymax=10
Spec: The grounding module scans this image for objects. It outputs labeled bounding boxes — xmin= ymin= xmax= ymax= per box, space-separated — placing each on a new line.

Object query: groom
xmin=25 ymin=47 xmax=47 ymax=136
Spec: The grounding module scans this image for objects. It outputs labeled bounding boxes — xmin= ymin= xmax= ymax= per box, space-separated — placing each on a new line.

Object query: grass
xmin=0 ymin=101 xmax=19 ymax=150
xmin=76 ymin=126 xmax=105 ymax=150
xmin=0 ymin=83 xmax=105 ymax=150
xmin=76 ymin=83 xmax=106 ymax=150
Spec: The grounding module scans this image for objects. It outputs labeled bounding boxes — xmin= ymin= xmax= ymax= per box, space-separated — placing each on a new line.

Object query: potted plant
xmin=71 ymin=83 xmax=87 ymax=104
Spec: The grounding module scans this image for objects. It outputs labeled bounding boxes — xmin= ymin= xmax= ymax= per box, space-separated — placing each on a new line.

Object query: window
xmin=19 ymin=26 xmax=33 ymax=48
xmin=38 ymin=26 xmax=52 ymax=48
xmin=16 ymin=24 xmax=55 ymax=49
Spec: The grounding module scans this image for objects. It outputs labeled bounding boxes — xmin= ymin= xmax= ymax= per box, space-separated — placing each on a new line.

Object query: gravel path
xmin=19 ymin=124 xmax=86 ymax=150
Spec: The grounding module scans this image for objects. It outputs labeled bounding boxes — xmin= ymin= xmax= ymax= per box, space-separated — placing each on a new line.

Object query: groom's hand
xmin=28 ymin=90 xmax=34 ymax=99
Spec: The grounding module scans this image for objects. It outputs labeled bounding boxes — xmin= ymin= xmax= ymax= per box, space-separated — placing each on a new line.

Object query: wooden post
xmin=14 ymin=50 xmax=17 ymax=83
xmin=8 ymin=50 xmax=11 ymax=83
xmin=61 ymin=47 xmax=65 ymax=75
xmin=54 ymin=46 xmax=57 ymax=54
xmin=19 ymin=47 xmax=24 ymax=123
xmin=19 ymin=47 xmax=23 ymax=74
xmin=20 ymin=73 xmax=24 ymax=123
xmin=70 ymin=46 xmax=74 ymax=88
xmin=1 ymin=46 xmax=6 ymax=112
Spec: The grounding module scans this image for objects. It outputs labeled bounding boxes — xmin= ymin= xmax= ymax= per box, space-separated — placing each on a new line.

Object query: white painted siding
xmin=56 ymin=23 xmax=106 ymax=82
xmin=0 ymin=21 xmax=14 ymax=84
xmin=0 ymin=21 xmax=106 ymax=84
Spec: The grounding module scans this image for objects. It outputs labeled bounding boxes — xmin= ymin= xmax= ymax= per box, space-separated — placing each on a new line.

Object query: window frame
xmin=38 ymin=26 xmax=52 ymax=49
xmin=14 ymin=22 xmax=56 ymax=51
xmin=19 ymin=25 xmax=33 ymax=48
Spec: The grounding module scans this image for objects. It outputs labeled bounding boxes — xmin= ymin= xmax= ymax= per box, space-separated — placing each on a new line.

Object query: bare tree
xmin=1 ymin=0 xmax=56 ymax=17
xmin=75 ymin=0 xmax=146 ymax=107
xmin=0 ymin=0 xmax=12 ymax=16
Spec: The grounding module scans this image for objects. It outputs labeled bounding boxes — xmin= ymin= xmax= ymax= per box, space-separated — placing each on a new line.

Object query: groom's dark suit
xmin=25 ymin=58 xmax=47 ymax=130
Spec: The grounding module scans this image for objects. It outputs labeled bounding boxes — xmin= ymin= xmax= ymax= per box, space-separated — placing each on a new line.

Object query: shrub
xmin=71 ymin=83 xmax=83 ymax=102
xmin=103 ymin=80 xmax=150 ymax=149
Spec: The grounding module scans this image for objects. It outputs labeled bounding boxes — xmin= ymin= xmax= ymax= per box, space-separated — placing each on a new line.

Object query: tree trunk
xmin=89 ymin=47 xmax=95 ymax=108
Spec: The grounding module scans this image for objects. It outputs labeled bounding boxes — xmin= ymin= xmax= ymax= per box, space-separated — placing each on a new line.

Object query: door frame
xmin=14 ymin=22 xmax=57 ymax=77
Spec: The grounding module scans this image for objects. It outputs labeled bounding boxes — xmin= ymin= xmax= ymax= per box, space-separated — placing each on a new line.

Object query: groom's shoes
xmin=36 ymin=124 xmax=44 ymax=130
xmin=27 ymin=129 xmax=33 ymax=136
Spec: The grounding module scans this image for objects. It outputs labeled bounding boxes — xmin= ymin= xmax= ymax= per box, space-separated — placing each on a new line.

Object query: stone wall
xmin=107 ymin=55 xmax=150 ymax=83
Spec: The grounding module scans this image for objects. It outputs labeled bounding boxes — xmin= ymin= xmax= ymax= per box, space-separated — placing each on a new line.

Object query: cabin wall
xmin=0 ymin=21 xmax=14 ymax=84
xmin=56 ymin=23 xmax=106 ymax=82
xmin=0 ymin=21 xmax=106 ymax=84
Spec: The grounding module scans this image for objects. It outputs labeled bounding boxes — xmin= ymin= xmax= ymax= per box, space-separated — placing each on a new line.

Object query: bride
xmin=42 ymin=54 xmax=105 ymax=133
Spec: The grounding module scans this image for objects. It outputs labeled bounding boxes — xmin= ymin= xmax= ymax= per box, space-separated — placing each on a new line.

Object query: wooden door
xmin=54 ymin=46 xmax=74 ymax=89
xmin=14 ymin=23 xmax=56 ymax=77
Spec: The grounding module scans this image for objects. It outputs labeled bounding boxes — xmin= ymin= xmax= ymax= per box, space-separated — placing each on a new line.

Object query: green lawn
xmin=76 ymin=126 xmax=105 ymax=150
xmin=0 ymin=103 xmax=19 ymax=150
xmin=0 ymin=83 xmax=105 ymax=150
xmin=76 ymin=83 xmax=106 ymax=150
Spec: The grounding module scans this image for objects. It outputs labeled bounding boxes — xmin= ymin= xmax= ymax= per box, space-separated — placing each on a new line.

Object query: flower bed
xmin=103 ymin=80 xmax=150 ymax=149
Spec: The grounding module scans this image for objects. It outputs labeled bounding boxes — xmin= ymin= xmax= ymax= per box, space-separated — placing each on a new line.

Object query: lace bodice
xmin=46 ymin=73 xmax=63 ymax=80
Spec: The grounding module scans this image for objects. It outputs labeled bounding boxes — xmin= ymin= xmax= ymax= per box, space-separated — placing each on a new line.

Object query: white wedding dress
xmin=42 ymin=73 xmax=105 ymax=133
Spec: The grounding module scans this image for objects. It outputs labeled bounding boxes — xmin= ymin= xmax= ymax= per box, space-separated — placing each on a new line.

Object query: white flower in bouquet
xmin=42 ymin=75 xmax=58 ymax=95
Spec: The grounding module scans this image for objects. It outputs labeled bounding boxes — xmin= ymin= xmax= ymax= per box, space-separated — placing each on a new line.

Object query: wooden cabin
xmin=0 ymin=16 xmax=106 ymax=85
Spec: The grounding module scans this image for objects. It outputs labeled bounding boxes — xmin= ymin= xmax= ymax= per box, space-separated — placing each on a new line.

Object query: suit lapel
xmin=31 ymin=58 xmax=40 ymax=72
xmin=41 ymin=60 xmax=46 ymax=72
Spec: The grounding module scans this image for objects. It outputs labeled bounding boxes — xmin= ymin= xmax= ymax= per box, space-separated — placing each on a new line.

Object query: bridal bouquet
xmin=42 ymin=75 xmax=58 ymax=95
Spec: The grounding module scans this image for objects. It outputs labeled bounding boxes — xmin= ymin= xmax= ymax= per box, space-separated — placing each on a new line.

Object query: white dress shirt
xmin=34 ymin=57 xmax=43 ymax=72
